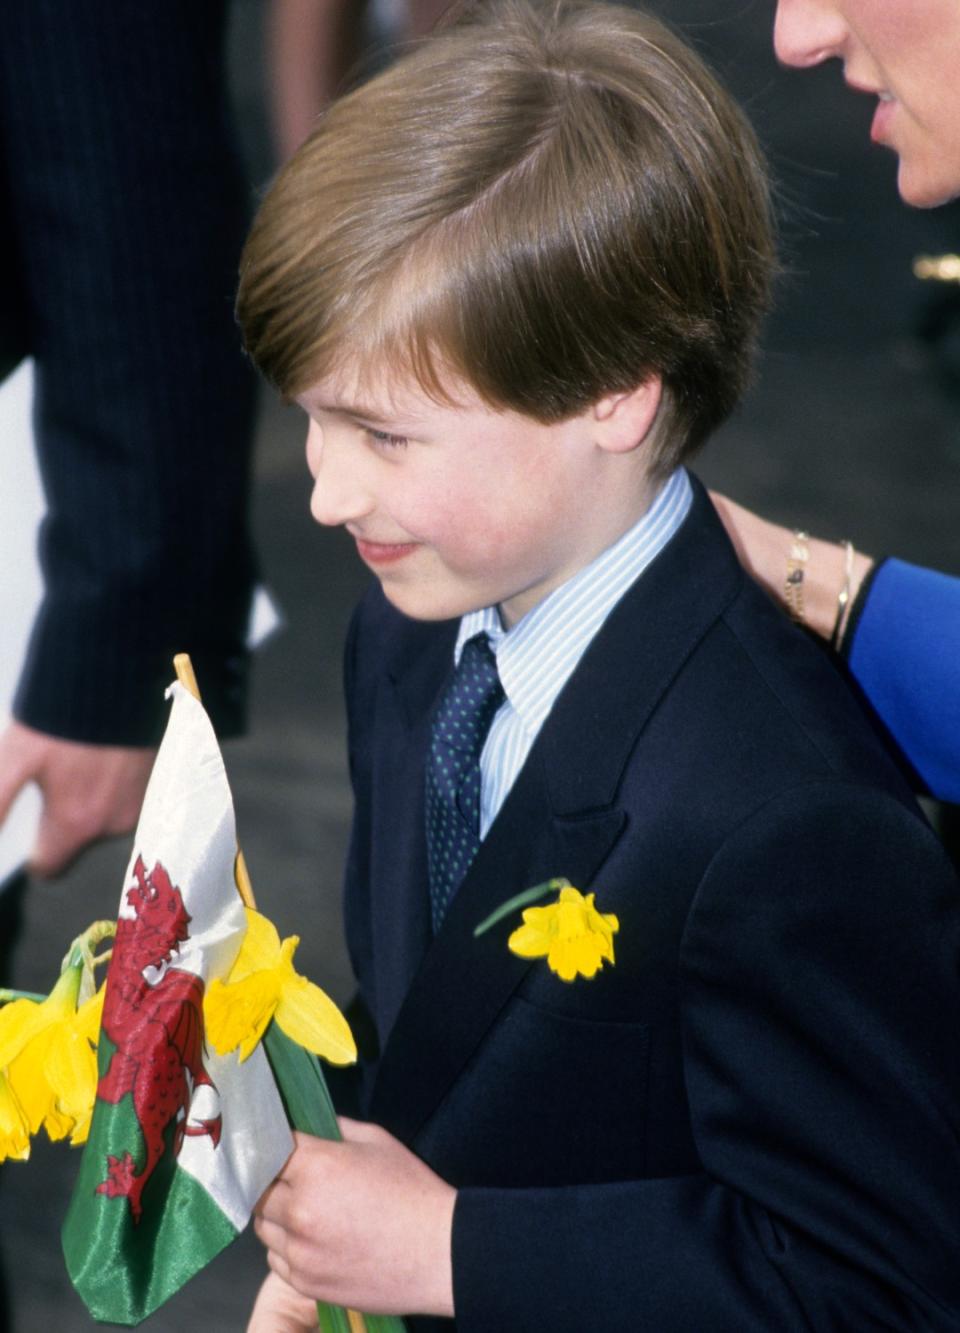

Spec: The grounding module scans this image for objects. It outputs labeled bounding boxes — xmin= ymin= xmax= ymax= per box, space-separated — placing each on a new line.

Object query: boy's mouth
xmin=354 ymin=537 xmax=419 ymax=566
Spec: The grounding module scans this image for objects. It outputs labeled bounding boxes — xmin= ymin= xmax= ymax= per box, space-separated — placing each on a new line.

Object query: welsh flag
xmin=62 ymin=682 xmax=293 ymax=1324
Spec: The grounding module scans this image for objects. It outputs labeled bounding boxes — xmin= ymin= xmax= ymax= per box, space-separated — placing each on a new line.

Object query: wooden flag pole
xmin=173 ymin=653 xmax=257 ymax=911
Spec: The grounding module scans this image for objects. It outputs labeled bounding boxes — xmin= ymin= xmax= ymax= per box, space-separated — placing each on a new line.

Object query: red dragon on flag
xmin=95 ymin=855 xmax=221 ymax=1222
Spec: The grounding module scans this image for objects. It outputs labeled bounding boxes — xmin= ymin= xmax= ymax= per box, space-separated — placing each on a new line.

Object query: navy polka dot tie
xmin=425 ymin=632 xmax=505 ymax=931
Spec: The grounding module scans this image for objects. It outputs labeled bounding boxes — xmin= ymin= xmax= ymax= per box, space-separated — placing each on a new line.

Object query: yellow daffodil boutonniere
xmin=510 ymin=886 xmax=619 ymax=981
xmin=204 ymin=907 xmax=357 ymax=1067
xmin=475 ymin=877 xmax=619 ymax=982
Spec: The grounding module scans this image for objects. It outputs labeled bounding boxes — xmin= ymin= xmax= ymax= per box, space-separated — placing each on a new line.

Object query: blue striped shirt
xmin=456 ymin=467 xmax=693 ymax=836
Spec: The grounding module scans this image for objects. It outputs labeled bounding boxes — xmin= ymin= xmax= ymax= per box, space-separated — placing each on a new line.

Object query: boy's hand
xmin=247 ymin=1271 xmax=319 ymax=1331
xmin=255 ymin=1120 xmax=456 ymax=1319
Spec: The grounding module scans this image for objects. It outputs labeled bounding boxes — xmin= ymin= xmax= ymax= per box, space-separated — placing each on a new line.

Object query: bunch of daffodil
xmin=0 ymin=921 xmax=112 ymax=1162
xmin=205 ymin=908 xmax=357 ymax=1067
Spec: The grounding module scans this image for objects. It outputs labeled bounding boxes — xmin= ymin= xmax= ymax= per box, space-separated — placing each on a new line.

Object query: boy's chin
xmin=376 ymin=577 xmax=483 ymax=624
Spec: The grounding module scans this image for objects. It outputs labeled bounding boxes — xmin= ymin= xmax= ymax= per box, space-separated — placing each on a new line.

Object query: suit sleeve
xmin=843 ymin=558 xmax=960 ymax=804
xmin=452 ymin=783 xmax=960 ymax=1331
xmin=0 ymin=0 xmax=256 ymax=744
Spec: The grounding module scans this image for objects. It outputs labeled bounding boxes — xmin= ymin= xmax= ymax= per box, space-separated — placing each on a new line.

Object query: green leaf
xmin=473 ymin=877 xmax=570 ymax=938
xmin=315 ymin=1302 xmax=354 ymax=1333
xmin=262 ymin=1025 xmax=408 ymax=1333
xmin=263 ymin=1022 xmax=340 ymax=1141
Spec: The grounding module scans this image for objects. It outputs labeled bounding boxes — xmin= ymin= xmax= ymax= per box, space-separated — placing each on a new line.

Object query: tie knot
xmin=459 ymin=632 xmax=500 ymax=692
xmin=431 ymin=633 xmax=504 ymax=757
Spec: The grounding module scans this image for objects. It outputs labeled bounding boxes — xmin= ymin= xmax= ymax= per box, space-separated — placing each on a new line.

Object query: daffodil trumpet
xmin=204 ymin=907 xmax=357 ymax=1068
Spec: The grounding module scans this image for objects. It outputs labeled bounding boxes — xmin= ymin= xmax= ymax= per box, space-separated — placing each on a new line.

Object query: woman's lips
xmin=354 ymin=537 xmax=419 ymax=566
xmin=870 ymin=95 xmax=896 ymax=144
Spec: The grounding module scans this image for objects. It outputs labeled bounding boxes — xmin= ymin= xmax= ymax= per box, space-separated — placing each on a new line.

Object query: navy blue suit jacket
xmin=0 ymin=0 xmax=255 ymax=743
xmin=341 ymin=479 xmax=960 ymax=1331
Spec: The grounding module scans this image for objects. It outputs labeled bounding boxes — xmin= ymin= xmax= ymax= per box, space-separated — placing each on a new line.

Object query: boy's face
xmin=297 ymin=366 xmax=655 ymax=628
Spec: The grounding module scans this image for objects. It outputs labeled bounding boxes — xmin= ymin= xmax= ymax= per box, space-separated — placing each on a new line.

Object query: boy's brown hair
xmin=238 ymin=0 xmax=775 ymax=473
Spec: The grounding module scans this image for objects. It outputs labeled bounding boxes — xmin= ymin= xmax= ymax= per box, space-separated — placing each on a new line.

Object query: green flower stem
xmin=60 ymin=919 xmax=116 ymax=1004
xmin=0 ymin=989 xmax=45 ymax=1005
xmin=473 ymin=877 xmax=571 ymax=938
xmin=262 ymin=1025 xmax=407 ymax=1333
xmin=61 ymin=920 xmax=115 ymax=973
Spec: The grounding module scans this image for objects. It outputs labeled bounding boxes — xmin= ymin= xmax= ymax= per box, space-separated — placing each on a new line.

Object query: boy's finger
xmin=336 ymin=1116 xmax=371 ymax=1142
xmin=265 ymin=1245 xmax=294 ymax=1288
xmin=253 ymin=1213 xmax=289 ymax=1256
xmin=256 ymin=1174 xmax=292 ymax=1220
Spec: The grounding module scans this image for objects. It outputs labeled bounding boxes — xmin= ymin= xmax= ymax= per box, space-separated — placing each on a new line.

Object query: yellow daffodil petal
xmin=506 ymin=922 xmax=552 ymax=959
xmin=11 ymin=1055 xmax=71 ymax=1143
xmin=42 ymin=1102 xmax=74 ymax=1143
xmin=225 ymin=908 xmax=285 ymax=984
xmin=507 ymin=885 xmax=619 ymax=982
xmin=0 ymin=960 xmax=85 ymax=1068
xmin=74 ymin=986 xmax=105 ymax=1043
xmin=7 ymin=1028 xmax=58 ymax=1136
xmin=44 ymin=1017 xmax=99 ymax=1132
xmin=584 ymin=894 xmax=619 ymax=952
xmin=548 ymin=931 xmax=605 ymax=981
xmin=0 ymin=997 xmax=48 ymax=1068
xmin=205 ymin=972 xmax=280 ymax=1062
xmin=274 ymin=973 xmax=357 ymax=1066
xmin=0 ymin=1073 xmax=30 ymax=1163
xmin=68 ymin=1103 xmax=94 ymax=1146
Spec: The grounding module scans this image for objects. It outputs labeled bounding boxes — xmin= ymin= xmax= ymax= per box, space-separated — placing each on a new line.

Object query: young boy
xmin=237 ymin=3 xmax=960 ymax=1328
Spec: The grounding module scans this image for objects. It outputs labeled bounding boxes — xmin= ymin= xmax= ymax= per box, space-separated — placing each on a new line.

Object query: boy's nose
xmin=304 ymin=421 xmax=375 ymax=528
xmin=773 ymin=0 xmax=847 ymax=69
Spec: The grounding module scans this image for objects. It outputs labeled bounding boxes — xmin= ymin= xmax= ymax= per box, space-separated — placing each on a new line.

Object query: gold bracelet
xmin=830 ymin=540 xmax=855 ymax=650
xmin=785 ymin=530 xmax=809 ymax=624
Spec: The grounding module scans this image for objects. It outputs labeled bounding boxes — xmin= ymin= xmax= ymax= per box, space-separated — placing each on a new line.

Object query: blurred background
xmin=2 ymin=0 xmax=957 ymax=1327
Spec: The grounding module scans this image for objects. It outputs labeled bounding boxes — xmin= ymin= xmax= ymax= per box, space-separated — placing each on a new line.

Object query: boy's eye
xmin=367 ymin=428 xmax=408 ymax=449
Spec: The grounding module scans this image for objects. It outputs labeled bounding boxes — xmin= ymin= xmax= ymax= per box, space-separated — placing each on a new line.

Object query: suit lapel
xmin=369 ymin=479 xmax=745 ymax=1142
xmin=365 ymin=616 xmax=456 ymax=1046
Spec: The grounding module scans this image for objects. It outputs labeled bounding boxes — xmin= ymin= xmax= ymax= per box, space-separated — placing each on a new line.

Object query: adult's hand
xmin=0 ymin=720 xmax=154 ymax=877
xmin=711 ymin=492 xmax=873 ymax=643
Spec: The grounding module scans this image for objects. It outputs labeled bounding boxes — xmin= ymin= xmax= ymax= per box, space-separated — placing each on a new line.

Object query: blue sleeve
xmin=846 ymin=558 xmax=960 ymax=803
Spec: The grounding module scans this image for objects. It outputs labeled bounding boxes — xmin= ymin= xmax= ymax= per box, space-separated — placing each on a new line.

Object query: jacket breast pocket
xmin=423 ymin=996 xmax=651 ymax=1189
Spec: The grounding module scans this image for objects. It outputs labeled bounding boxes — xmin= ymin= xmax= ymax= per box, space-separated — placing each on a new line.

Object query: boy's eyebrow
xmin=306 ymin=399 xmax=405 ymax=428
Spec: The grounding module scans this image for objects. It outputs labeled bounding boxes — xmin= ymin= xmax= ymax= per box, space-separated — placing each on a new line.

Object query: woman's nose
xmin=773 ymin=0 xmax=847 ymax=69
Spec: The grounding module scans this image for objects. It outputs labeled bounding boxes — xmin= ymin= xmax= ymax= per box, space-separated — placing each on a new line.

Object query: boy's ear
xmin=592 ymin=377 xmax=662 ymax=454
